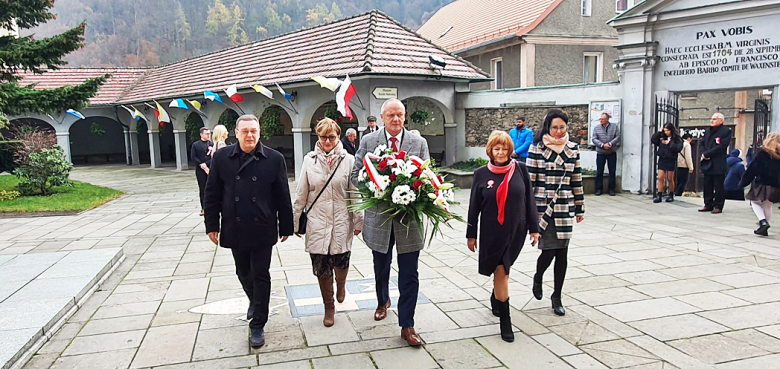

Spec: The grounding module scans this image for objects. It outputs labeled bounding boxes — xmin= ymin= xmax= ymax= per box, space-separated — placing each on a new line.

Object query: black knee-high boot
xmin=490 ymin=290 xmax=499 ymax=317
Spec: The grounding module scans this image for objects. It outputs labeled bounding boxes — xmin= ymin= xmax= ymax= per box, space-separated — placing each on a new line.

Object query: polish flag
xmin=336 ymin=74 xmax=356 ymax=120
xmin=225 ymin=84 xmax=245 ymax=103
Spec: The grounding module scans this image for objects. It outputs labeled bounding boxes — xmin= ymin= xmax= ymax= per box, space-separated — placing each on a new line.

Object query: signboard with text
xmin=655 ymin=15 xmax=780 ymax=91
xmin=372 ymin=87 xmax=398 ymax=99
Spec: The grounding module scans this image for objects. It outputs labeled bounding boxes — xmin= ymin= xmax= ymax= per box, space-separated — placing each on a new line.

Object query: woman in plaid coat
xmin=526 ymin=109 xmax=585 ymax=316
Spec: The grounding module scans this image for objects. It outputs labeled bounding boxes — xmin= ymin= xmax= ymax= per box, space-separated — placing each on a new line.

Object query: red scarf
xmin=487 ymin=160 xmax=515 ymax=225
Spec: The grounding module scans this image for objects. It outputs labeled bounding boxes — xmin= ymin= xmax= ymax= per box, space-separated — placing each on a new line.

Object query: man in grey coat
xmin=352 ymin=99 xmax=429 ymax=346
xmin=592 ymin=113 xmax=621 ymax=196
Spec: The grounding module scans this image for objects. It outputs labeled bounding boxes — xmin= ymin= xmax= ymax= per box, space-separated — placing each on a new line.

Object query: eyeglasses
xmin=238 ymin=129 xmax=259 ymax=136
xmin=319 ymin=135 xmax=339 ymax=142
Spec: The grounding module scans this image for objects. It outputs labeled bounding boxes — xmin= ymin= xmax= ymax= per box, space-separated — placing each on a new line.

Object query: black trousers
xmin=703 ymin=174 xmax=726 ymax=210
xmin=232 ymin=246 xmax=273 ymax=330
xmin=675 ymin=168 xmax=690 ymax=196
xmin=196 ymin=168 xmax=208 ymax=209
xmin=373 ymin=229 xmax=420 ymax=328
xmin=596 ymin=153 xmax=617 ymax=192
xmin=534 ymin=248 xmax=568 ymax=298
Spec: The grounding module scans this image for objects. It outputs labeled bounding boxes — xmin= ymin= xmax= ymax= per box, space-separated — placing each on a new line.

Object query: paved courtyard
xmin=2 ymin=164 xmax=780 ymax=369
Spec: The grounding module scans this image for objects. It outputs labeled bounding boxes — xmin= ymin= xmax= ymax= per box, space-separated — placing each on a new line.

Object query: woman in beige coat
xmin=294 ymin=118 xmax=363 ymax=327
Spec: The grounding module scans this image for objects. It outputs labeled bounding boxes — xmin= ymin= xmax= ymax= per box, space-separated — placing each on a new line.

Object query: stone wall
xmin=465 ymin=105 xmax=589 ymax=147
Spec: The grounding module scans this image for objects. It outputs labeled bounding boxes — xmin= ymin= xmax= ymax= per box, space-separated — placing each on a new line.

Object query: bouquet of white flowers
xmin=349 ymin=146 xmax=464 ymax=243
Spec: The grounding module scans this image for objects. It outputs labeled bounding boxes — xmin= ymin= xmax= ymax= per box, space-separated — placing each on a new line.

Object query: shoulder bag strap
xmin=304 ymin=156 xmax=345 ymax=214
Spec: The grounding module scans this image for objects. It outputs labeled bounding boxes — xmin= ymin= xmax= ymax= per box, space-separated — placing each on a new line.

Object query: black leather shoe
xmin=490 ymin=290 xmax=499 ymax=317
xmin=250 ymin=328 xmax=265 ymax=348
xmin=756 ymin=219 xmax=770 ymax=236
xmin=551 ymin=297 xmax=565 ymax=316
xmin=532 ymin=277 xmax=543 ymax=301
xmin=247 ymin=305 xmax=254 ymax=321
xmin=595 ymin=190 xmax=602 ymax=196
xmin=609 ymin=190 xmax=616 ymax=196
xmin=665 ymin=193 xmax=674 ymax=202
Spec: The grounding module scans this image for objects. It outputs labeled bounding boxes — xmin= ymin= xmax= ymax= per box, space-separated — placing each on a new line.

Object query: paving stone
xmin=446 ymin=307 xmax=499 ymax=328
xmin=151 ymin=298 xmax=204 ymax=326
xmin=328 ymin=337 xmax=407 ymax=356
xmin=21 ymin=353 xmax=60 ymax=369
xmin=570 ymin=287 xmax=652 ymax=306
xmin=532 ymin=332 xmax=582 ymax=356
xmin=722 ymin=284 xmax=780 ymax=304
xmin=50 ymin=348 xmax=137 ymax=369
xmin=668 ymin=334 xmax=768 ymax=364
xmin=561 ymin=354 xmax=609 ymax=369
xmin=715 ymin=353 xmax=780 ymax=369
xmin=721 ymin=329 xmax=780 ymax=353
xmin=102 ymin=289 xmax=167 ymax=305
xmin=300 ymin=314 xmax=359 ymax=346
xmin=708 ymin=272 xmax=780 ymax=288
xmin=579 ymin=260 xmax=664 ymax=276
xmin=626 ymin=335 xmax=710 ymax=369
xmin=428 ymin=339 xmax=502 ymax=369
xmin=256 ymin=346 xmax=327 ymax=366
xmin=697 ymin=302 xmax=780 ymax=329
xmin=251 ymin=360 xmax=311 ymax=369
xmin=347 ymin=309 xmax=400 ymax=340
xmin=80 ymin=314 xmax=154 ymax=336
xmin=435 ymin=299 xmax=484 ymax=312
xmin=580 ymin=339 xmax=659 ymax=368
xmin=164 ymin=278 xmax=210 ymax=302
xmin=37 ymin=339 xmax=72 ymax=355
xmin=672 ymin=292 xmax=751 ymax=311
xmin=419 ymin=278 xmax=473 ymax=303
xmin=628 ymin=278 xmax=732 ymax=298
xmin=615 ymin=271 xmax=677 ymax=285
xmin=62 ymin=330 xmax=145 ymax=356
xmin=154 ymin=355 xmax=258 ymax=369
xmin=130 ymin=322 xmax=200 ymax=368
xmin=191 ymin=326 xmax=249 ymax=361
xmin=596 ymin=297 xmax=700 ymax=322
xmin=628 ymin=314 xmax=729 ymax=341
xmin=311 ymin=353 xmax=374 ymax=369
xmin=477 ymin=334 xmax=571 ymax=368
xmin=524 ymin=307 xmax=588 ymax=327
xmin=371 ymin=346 xmax=439 ymax=369
xmin=658 ymin=264 xmax=746 ymax=279
xmin=93 ymin=301 xmax=161 ymax=319
xmin=252 ymin=329 xmax=306 ymax=354
xmin=562 ymin=275 xmax=633 ymax=293
xmin=549 ymin=321 xmax=621 ymax=346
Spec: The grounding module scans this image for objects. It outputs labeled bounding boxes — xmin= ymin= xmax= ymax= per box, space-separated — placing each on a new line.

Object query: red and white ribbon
xmin=363 ymin=153 xmax=387 ymax=190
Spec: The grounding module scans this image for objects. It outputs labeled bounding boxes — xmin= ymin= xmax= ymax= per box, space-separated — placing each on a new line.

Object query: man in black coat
xmin=191 ymin=127 xmax=213 ymax=216
xmin=699 ymin=112 xmax=732 ymax=214
xmin=341 ymin=128 xmax=358 ymax=155
xmin=204 ymin=115 xmax=293 ymax=348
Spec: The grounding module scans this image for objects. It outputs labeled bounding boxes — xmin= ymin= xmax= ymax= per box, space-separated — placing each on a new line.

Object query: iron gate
xmin=753 ymin=99 xmax=769 ymax=157
xmin=653 ymin=96 xmax=680 ymax=194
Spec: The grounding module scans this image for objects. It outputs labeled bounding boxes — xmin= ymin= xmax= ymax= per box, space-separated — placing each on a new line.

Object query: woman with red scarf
xmin=527 ymin=109 xmax=585 ymax=317
xmin=467 ymin=131 xmax=540 ymax=342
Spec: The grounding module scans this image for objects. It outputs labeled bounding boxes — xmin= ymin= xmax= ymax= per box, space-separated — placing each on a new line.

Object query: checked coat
xmin=526 ymin=141 xmax=585 ymax=239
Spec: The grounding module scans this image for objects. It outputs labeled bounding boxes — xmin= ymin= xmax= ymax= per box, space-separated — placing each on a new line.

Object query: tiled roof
xmin=417 ymin=0 xmax=562 ymax=53
xmin=115 ymin=11 xmax=488 ymax=103
xmin=18 ymin=68 xmax=149 ymax=105
xmin=14 ymin=11 xmax=488 ymax=106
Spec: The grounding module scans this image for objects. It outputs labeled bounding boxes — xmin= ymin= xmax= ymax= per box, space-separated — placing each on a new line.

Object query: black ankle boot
xmin=551 ymin=297 xmax=565 ymax=316
xmin=497 ymin=298 xmax=514 ymax=342
xmin=532 ymin=277 xmax=543 ymax=301
xmin=665 ymin=193 xmax=674 ymax=202
xmin=653 ymin=192 xmax=663 ymax=203
xmin=756 ymin=219 xmax=770 ymax=236
xmin=490 ymin=290 xmax=499 ymax=317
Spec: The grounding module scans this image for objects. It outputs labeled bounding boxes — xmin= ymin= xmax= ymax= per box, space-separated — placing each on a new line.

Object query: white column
xmin=772 ymin=85 xmax=780 ymax=133
xmin=148 ymin=130 xmax=162 ymax=168
xmin=129 ymin=131 xmax=140 ymax=165
xmin=444 ymin=122 xmax=458 ymax=166
xmin=292 ymin=127 xmax=312 ymax=180
xmin=520 ymin=43 xmax=536 ymax=88
xmin=619 ymin=62 xmax=656 ymax=194
xmin=55 ymin=132 xmax=72 ymax=164
xmin=173 ymin=130 xmax=189 ymax=171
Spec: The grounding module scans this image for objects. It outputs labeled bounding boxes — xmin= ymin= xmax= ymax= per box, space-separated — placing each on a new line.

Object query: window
xmin=582 ymin=0 xmax=592 ymax=16
xmin=583 ymin=53 xmax=603 ymax=83
xmin=491 ymin=58 xmax=503 ymax=89
xmin=616 ymin=0 xmax=635 ymax=12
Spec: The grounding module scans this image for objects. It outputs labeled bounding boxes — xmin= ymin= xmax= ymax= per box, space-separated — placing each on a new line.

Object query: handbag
xmin=298 ymin=156 xmax=344 ymax=235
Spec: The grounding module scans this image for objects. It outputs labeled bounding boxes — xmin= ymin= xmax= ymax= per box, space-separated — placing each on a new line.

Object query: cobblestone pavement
xmin=3 ymin=164 xmax=780 ymax=369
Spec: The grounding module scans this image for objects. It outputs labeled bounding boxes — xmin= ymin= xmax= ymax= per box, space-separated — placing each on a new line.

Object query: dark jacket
xmin=203 ymin=143 xmax=294 ymax=249
xmin=724 ymin=150 xmax=745 ymax=192
xmin=340 ymin=136 xmax=358 ymax=156
xmin=651 ymin=132 xmax=683 ymax=159
xmin=739 ymin=150 xmax=780 ymax=187
xmin=190 ymin=140 xmax=213 ymax=171
xmin=699 ymin=125 xmax=732 ymax=175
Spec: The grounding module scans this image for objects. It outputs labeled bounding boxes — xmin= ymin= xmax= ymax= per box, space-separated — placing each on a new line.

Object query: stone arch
xmin=134 ymin=119 xmax=151 ymax=164
xmin=308 ymin=100 xmax=358 ymax=146
xmin=215 ymin=108 xmax=240 ymax=145
xmin=401 ymin=96 xmax=451 ymax=162
xmin=68 ymin=117 xmax=127 ymax=165
xmin=5 ymin=117 xmax=55 ymax=135
xmin=184 ymin=112 xmax=206 ymax=156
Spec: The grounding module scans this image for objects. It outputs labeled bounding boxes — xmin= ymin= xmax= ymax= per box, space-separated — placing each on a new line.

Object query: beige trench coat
xmin=293 ymin=142 xmax=364 ymax=255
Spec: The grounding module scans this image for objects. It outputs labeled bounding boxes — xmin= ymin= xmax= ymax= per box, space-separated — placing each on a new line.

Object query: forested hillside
xmin=22 ymin=0 xmax=453 ymax=68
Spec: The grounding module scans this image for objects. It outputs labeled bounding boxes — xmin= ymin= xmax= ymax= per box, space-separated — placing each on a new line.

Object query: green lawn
xmin=0 ymin=175 xmax=123 ymax=213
